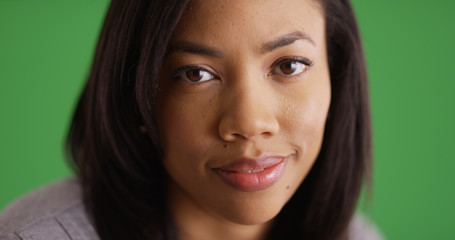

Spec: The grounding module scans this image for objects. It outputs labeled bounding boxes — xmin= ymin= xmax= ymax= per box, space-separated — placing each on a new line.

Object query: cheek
xmin=285 ymin=92 xmax=330 ymax=197
xmin=283 ymin=83 xmax=331 ymax=144
xmin=279 ymin=77 xmax=331 ymax=183
xmin=157 ymin=97 xmax=200 ymax=173
xmin=157 ymin=92 xmax=219 ymax=181
xmin=159 ymin=101 xmax=194 ymax=153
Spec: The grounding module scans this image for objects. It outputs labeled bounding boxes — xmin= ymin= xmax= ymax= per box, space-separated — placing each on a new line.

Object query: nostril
xmin=217 ymin=94 xmax=280 ymax=141
xmin=222 ymin=132 xmax=246 ymax=142
xmin=261 ymin=131 xmax=274 ymax=138
xmin=218 ymin=114 xmax=280 ymax=141
xmin=227 ymin=131 xmax=273 ymax=141
xmin=233 ymin=133 xmax=245 ymax=138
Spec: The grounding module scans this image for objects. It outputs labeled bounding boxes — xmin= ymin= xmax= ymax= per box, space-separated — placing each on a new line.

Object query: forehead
xmin=170 ymin=0 xmax=325 ymax=48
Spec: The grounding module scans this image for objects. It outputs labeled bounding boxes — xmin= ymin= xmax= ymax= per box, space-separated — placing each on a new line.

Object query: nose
xmin=218 ymin=76 xmax=279 ymax=142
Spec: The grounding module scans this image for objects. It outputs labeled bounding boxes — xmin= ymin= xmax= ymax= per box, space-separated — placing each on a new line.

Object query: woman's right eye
xmin=172 ymin=66 xmax=216 ymax=83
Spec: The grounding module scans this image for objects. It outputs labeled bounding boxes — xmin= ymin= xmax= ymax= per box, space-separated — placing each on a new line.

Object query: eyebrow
xmin=166 ymin=41 xmax=224 ymax=58
xmin=165 ymin=31 xmax=315 ymax=58
xmin=260 ymin=31 xmax=316 ymax=54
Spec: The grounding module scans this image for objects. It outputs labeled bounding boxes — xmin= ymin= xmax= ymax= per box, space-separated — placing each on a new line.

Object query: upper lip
xmin=213 ymin=155 xmax=286 ymax=172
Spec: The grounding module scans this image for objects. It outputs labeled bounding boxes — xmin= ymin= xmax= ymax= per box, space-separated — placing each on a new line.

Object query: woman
xmin=0 ymin=0 xmax=380 ymax=239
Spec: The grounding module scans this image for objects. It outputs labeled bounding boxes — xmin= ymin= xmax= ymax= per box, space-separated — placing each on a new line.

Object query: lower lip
xmin=213 ymin=159 xmax=288 ymax=192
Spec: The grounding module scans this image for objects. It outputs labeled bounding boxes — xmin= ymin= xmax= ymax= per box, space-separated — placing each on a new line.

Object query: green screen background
xmin=1 ymin=1 xmax=454 ymax=239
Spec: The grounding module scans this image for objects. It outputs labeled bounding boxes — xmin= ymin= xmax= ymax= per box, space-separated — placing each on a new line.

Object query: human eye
xmin=171 ymin=65 xmax=217 ymax=83
xmin=272 ymin=57 xmax=313 ymax=76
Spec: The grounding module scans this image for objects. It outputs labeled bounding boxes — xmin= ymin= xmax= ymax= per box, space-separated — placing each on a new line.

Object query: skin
xmin=156 ymin=0 xmax=330 ymax=239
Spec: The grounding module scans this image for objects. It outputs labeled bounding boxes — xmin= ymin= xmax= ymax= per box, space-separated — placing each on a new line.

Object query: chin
xmin=220 ymin=206 xmax=280 ymax=226
xmin=210 ymin=186 xmax=292 ymax=226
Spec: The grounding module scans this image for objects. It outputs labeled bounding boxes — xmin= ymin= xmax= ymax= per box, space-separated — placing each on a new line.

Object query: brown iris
xmin=186 ymin=69 xmax=203 ymax=82
xmin=279 ymin=60 xmax=298 ymax=75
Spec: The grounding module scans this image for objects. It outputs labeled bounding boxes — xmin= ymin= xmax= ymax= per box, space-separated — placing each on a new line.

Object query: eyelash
xmin=171 ymin=65 xmax=216 ymax=83
xmin=171 ymin=57 xmax=313 ymax=83
xmin=271 ymin=57 xmax=313 ymax=78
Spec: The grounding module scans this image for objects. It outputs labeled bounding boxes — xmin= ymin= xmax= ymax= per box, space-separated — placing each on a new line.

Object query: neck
xmin=167 ymin=181 xmax=273 ymax=240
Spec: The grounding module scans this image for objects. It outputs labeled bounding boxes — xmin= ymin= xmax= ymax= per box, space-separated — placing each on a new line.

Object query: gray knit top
xmin=0 ymin=179 xmax=383 ymax=240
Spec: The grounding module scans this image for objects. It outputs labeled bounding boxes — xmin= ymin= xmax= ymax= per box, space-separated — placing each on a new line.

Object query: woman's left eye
xmin=172 ymin=66 xmax=216 ymax=83
xmin=273 ymin=58 xmax=312 ymax=76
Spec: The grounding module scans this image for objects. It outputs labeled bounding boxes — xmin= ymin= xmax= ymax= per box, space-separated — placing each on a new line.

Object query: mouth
xmin=212 ymin=155 xmax=289 ymax=192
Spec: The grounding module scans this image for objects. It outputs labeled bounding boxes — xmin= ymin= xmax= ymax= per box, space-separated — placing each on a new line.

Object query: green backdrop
xmin=1 ymin=1 xmax=454 ymax=239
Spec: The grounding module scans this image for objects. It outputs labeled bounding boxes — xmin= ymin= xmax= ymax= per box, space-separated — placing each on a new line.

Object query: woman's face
xmin=157 ymin=0 xmax=330 ymax=225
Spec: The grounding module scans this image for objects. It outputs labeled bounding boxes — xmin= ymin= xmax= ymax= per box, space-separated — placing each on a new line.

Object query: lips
xmin=213 ymin=156 xmax=288 ymax=192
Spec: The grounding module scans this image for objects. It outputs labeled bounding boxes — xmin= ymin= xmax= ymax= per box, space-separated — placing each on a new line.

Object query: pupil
xmin=187 ymin=69 xmax=201 ymax=81
xmin=281 ymin=61 xmax=296 ymax=74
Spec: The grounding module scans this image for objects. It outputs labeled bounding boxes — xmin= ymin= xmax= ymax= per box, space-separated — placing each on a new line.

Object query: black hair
xmin=67 ymin=0 xmax=371 ymax=239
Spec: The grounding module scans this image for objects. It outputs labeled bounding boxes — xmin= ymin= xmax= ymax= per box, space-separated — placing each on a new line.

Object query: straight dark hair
xmin=67 ymin=0 xmax=371 ymax=239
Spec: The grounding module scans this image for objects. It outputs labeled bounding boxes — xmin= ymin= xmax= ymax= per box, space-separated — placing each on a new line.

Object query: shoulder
xmin=348 ymin=213 xmax=385 ymax=240
xmin=0 ymin=178 xmax=99 ymax=240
